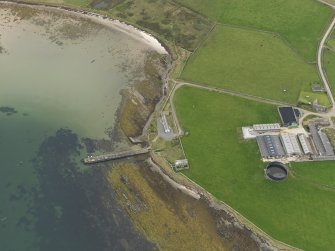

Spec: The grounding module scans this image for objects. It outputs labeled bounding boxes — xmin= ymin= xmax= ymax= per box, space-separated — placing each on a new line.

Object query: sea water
xmin=0 ymin=4 xmax=158 ymax=250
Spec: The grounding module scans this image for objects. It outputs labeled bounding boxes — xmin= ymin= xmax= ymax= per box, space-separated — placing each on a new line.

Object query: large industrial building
xmin=309 ymin=122 xmax=335 ymax=156
xmin=280 ymin=133 xmax=302 ymax=156
xmin=297 ymin=134 xmax=313 ymax=155
xmin=256 ymin=135 xmax=285 ymax=159
xmin=318 ymin=131 xmax=334 ymax=156
xmin=243 ymin=107 xmax=335 ymax=162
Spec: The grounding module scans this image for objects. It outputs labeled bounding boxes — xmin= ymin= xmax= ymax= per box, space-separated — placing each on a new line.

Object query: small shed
xmin=174 ymin=159 xmax=189 ymax=170
xmin=311 ymin=84 xmax=324 ymax=92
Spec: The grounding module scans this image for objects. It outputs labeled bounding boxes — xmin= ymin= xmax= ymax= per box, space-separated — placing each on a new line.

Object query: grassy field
xmin=298 ymin=91 xmax=331 ymax=107
xmin=174 ymin=86 xmax=335 ymax=251
xmin=324 ymin=32 xmax=335 ymax=98
xmin=175 ymin=0 xmax=333 ymax=61
xmin=181 ymin=25 xmax=321 ymax=104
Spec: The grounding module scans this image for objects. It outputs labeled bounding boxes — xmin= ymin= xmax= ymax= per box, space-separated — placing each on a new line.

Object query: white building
xmin=298 ymin=134 xmax=313 ymax=155
xmin=280 ymin=133 xmax=302 ymax=156
xmin=253 ymin=123 xmax=281 ymax=133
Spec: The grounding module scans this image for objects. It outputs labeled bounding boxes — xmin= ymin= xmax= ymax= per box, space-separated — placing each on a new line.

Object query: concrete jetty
xmin=83 ymin=147 xmax=150 ymax=164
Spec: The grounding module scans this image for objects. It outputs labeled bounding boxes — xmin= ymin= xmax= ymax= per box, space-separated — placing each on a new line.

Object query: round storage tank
xmin=265 ymin=162 xmax=288 ymax=181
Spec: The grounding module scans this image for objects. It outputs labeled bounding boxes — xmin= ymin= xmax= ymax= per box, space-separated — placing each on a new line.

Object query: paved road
xmin=317 ymin=5 xmax=335 ymax=116
xmin=316 ymin=0 xmax=335 ymax=118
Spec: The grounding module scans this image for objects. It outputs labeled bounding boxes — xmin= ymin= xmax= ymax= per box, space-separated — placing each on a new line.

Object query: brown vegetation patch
xmin=108 ymin=161 xmax=269 ymax=251
xmin=109 ymin=0 xmax=212 ymax=51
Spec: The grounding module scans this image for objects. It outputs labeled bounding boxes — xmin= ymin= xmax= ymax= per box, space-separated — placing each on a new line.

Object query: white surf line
xmin=317 ymin=1 xmax=335 ymax=114
xmin=0 ymin=1 xmax=168 ymax=55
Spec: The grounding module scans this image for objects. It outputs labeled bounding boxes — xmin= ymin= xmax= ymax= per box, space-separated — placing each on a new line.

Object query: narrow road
xmin=318 ymin=0 xmax=335 ymax=116
xmin=173 ymin=80 xmax=292 ymax=107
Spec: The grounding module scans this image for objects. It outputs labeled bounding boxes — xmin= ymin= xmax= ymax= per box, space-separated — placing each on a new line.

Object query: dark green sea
xmin=0 ymin=3 xmax=163 ymax=250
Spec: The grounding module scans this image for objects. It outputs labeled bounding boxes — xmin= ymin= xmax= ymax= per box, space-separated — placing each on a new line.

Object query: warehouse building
xmin=256 ymin=135 xmax=286 ymax=159
xmin=318 ymin=131 xmax=335 ymax=156
xmin=253 ymin=123 xmax=281 ymax=133
xmin=280 ymin=133 xmax=302 ymax=156
xmin=309 ymin=122 xmax=326 ymax=155
xmin=297 ymin=134 xmax=313 ymax=155
xmin=309 ymin=122 xmax=335 ymax=156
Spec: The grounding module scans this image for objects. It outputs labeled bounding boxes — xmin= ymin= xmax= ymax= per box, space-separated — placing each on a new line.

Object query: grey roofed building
xmin=174 ymin=159 xmax=189 ymax=170
xmin=312 ymin=99 xmax=327 ymax=113
xmin=253 ymin=123 xmax=281 ymax=133
xmin=280 ymin=133 xmax=302 ymax=156
xmin=309 ymin=122 xmax=326 ymax=156
xmin=256 ymin=135 xmax=285 ymax=158
xmin=318 ymin=131 xmax=335 ymax=156
xmin=311 ymin=83 xmax=324 ymax=92
xmin=297 ymin=134 xmax=313 ymax=155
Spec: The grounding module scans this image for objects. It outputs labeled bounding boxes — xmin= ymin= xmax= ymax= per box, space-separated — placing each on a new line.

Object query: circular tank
xmin=265 ymin=162 xmax=288 ymax=181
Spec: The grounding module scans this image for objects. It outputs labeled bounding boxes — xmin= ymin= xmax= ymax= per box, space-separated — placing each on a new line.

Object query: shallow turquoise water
xmin=0 ymin=4 xmax=157 ymax=250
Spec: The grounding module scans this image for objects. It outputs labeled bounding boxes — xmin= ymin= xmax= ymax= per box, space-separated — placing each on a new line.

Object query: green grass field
xmin=298 ymin=91 xmax=331 ymax=107
xmin=175 ymin=86 xmax=335 ymax=251
xmin=180 ymin=25 xmax=321 ymax=104
xmin=176 ymin=0 xmax=333 ymax=61
xmin=324 ymin=33 xmax=335 ymax=98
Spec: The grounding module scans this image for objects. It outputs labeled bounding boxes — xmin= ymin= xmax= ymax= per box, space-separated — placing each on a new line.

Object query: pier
xmin=83 ymin=148 xmax=150 ymax=164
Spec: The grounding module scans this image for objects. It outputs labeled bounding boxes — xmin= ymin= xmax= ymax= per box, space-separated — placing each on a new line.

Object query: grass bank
xmin=180 ymin=25 xmax=321 ymax=104
xmin=174 ymin=86 xmax=335 ymax=251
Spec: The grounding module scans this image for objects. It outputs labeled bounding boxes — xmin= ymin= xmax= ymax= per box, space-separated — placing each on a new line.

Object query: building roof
xmin=256 ymin=135 xmax=285 ymax=158
xmin=298 ymin=134 xmax=313 ymax=155
xmin=278 ymin=107 xmax=298 ymax=126
xmin=309 ymin=123 xmax=326 ymax=155
xmin=318 ymin=131 xmax=335 ymax=156
xmin=253 ymin=123 xmax=281 ymax=131
xmin=280 ymin=133 xmax=302 ymax=155
xmin=312 ymin=83 xmax=323 ymax=92
xmin=174 ymin=159 xmax=188 ymax=167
